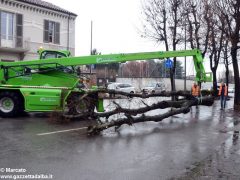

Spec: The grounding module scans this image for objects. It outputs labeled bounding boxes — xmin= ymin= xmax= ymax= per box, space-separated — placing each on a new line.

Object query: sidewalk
xmin=176 ymin=107 xmax=240 ymax=180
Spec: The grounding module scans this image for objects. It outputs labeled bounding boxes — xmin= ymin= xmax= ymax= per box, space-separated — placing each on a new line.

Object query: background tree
xmin=182 ymin=0 xmax=210 ymax=57
xmin=142 ymin=0 xmax=183 ymax=92
xmin=221 ymin=38 xmax=232 ymax=87
xmin=118 ymin=60 xmax=183 ymax=78
xmin=182 ymin=0 xmax=224 ymax=93
xmin=215 ymin=0 xmax=240 ymax=110
xmin=207 ymin=6 xmax=225 ymax=96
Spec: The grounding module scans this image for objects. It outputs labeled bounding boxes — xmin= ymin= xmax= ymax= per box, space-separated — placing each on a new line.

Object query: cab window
xmin=41 ymin=51 xmax=67 ymax=59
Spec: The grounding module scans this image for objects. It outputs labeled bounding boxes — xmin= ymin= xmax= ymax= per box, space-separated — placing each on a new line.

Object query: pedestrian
xmin=218 ymin=82 xmax=228 ymax=109
xmin=191 ymin=82 xmax=200 ymax=108
xmin=191 ymin=82 xmax=200 ymax=97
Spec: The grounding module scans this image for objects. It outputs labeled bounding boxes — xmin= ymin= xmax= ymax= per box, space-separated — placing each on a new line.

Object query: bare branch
xmin=87 ymin=96 xmax=214 ymax=135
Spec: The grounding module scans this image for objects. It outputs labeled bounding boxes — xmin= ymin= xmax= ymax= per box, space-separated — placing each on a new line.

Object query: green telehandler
xmin=0 ymin=49 xmax=211 ymax=117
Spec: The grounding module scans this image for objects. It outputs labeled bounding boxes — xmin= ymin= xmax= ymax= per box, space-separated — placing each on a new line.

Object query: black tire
xmin=152 ymin=90 xmax=155 ymax=94
xmin=130 ymin=91 xmax=134 ymax=94
xmin=0 ymin=91 xmax=24 ymax=118
xmin=66 ymin=93 xmax=95 ymax=117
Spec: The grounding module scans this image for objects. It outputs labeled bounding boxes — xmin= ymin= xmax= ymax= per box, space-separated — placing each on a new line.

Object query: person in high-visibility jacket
xmin=191 ymin=82 xmax=200 ymax=109
xmin=191 ymin=82 xmax=200 ymax=97
xmin=218 ymin=82 xmax=228 ymax=109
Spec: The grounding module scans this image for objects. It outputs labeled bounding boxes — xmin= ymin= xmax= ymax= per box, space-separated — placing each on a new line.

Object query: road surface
xmin=0 ymin=97 xmax=239 ymax=180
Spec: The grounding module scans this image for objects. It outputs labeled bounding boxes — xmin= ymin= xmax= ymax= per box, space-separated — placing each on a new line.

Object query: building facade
xmin=0 ymin=0 xmax=77 ymax=61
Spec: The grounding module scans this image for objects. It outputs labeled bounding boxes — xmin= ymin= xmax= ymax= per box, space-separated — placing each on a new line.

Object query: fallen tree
xmin=88 ymin=96 xmax=214 ymax=135
xmin=60 ymin=90 xmax=214 ymax=135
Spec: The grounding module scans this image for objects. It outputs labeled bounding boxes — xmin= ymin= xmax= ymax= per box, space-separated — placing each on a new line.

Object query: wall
xmin=116 ymin=78 xmax=214 ymax=91
xmin=0 ymin=0 xmax=76 ymax=61
xmin=0 ymin=51 xmax=20 ymax=61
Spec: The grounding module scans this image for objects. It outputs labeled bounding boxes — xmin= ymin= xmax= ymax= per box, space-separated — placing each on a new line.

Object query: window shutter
xmin=54 ymin=22 xmax=60 ymax=44
xmin=44 ymin=20 xmax=49 ymax=42
xmin=16 ymin=14 xmax=23 ymax=47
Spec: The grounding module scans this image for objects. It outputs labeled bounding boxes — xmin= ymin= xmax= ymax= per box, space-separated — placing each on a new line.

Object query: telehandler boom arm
xmin=0 ymin=48 xmax=211 ymax=117
xmin=0 ymin=49 xmax=211 ymax=83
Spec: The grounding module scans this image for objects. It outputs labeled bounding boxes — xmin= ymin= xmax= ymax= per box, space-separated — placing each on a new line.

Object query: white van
xmin=107 ymin=83 xmax=136 ymax=93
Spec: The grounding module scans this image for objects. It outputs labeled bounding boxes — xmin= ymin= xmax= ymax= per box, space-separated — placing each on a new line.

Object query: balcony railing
xmin=0 ymin=35 xmax=75 ymax=56
xmin=0 ymin=35 xmax=29 ymax=51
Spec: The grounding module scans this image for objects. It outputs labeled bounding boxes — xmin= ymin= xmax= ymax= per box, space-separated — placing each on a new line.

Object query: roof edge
xmin=15 ymin=0 xmax=77 ymax=17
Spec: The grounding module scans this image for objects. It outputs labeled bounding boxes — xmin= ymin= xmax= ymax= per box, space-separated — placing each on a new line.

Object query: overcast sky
xmin=45 ymin=0 xmax=161 ymax=56
xmin=43 ymin=0 xmax=216 ymax=76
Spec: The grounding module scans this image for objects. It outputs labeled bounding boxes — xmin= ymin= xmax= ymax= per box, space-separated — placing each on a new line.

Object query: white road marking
xmin=37 ymin=127 xmax=88 ymax=136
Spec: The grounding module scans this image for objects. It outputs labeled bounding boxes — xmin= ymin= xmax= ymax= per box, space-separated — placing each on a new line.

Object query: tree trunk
xmin=224 ymin=41 xmax=229 ymax=87
xmin=225 ymin=65 xmax=229 ymax=87
xmin=170 ymin=69 xmax=176 ymax=101
xmin=231 ymin=47 xmax=240 ymax=110
xmin=87 ymin=96 xmax=214 ymax=135
xmin=212 ymin=68 xmax=218 ymax=97
xmin=170 ymin=57 xmax=176 ymax=100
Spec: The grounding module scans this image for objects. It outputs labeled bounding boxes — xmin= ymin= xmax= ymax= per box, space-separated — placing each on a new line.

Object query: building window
xmin=0 ymin=11 xmax=22 ymax=48
xmin=44 ymin=20 xmax=60 ymax=44
xmin=1 ymin=11 xmax=14 ymax=40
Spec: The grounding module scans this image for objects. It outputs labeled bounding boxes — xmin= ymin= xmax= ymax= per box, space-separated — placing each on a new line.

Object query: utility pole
xmin=90 ymin=20 xmax=93 ymax=55
xmin=184 ymin=22 xmax=187 ymax=91
xmin=90 ymin=20 xmax=93 ymax=74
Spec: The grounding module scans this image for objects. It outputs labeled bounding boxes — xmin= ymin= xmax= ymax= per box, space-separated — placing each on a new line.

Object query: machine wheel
xmin=0 ymin=91 xmax=24 ymax=118
xmin=74 ymin=98 xmax=91 ymax=114
xmin=66 ymin=93 xmax=96 ymax=117
xmin=152 ymin=90 xmax=155 ymax=94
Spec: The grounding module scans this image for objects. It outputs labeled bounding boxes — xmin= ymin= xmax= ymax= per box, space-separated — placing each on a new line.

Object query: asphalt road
xmin=0 ymin=97 xmax=238 ymax=180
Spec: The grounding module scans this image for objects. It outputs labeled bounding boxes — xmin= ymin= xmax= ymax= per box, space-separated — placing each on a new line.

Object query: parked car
xmin=228 ymin=87 xmax=234 ymax=93
xmin=107 ymin=83 xmax=136 ymax=93
xmin=141 ymin=82 xmax=166 ymax=94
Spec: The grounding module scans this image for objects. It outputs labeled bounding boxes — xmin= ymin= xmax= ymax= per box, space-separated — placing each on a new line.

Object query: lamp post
xmin=184 ymin=22 xmax=187 ymax=91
